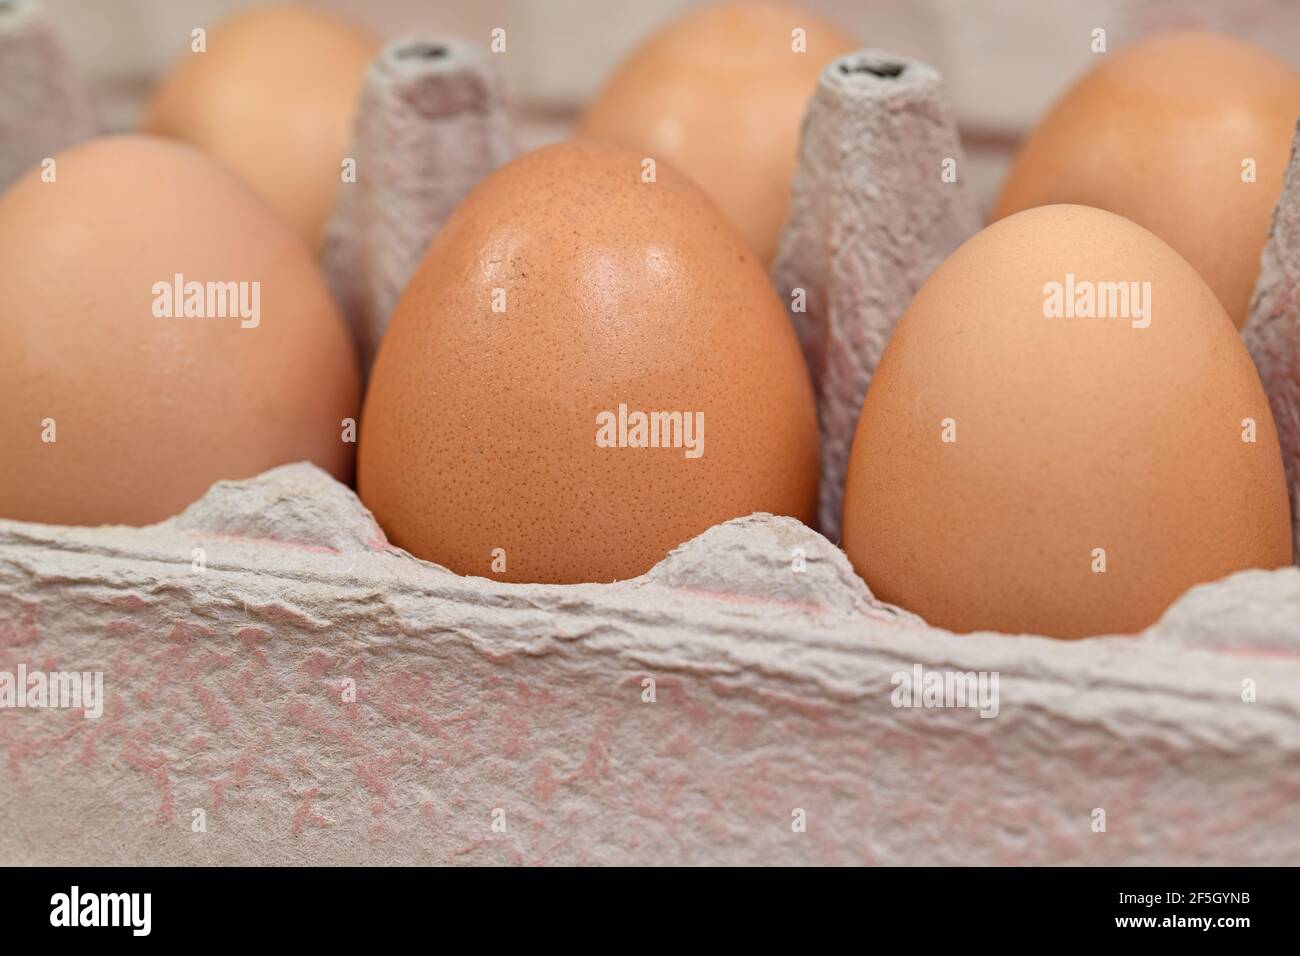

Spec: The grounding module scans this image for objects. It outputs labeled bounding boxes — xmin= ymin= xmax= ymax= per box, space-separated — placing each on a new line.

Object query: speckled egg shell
xmin=358 ymin=140 xmax=819 ymax=583
xmin=842 ymin=204 xmax=1291 ymax=639
xmin=0 ymin=135 xmax=361 ymax=526
xmin=141 ymin=4 xmax=379 ymax=249
xmin=578 ymin=1 xmax=858 ymax=265
xmin=993 ymin=31 xmax=1300 ymax=329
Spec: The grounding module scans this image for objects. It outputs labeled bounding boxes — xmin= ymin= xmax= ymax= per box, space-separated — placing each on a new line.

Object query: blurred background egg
xmin=841 ymin=204 xmax=1291 ymax=639
xmin=993 ymin=31 xmax=1300 ymax=329
xmin=0 ymin=135 xmax=360 ymax=526
xmin=577 ymin=1 xmax=857 ymax=265
xmin=358 ymin=140 xmax=819 ymax=583
xmin=140 ymin=3 xmax=379 ymax=249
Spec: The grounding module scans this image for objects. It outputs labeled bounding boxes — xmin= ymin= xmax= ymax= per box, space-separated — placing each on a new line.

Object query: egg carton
xmin=2 ymin=2 xmax=1300 ymax=866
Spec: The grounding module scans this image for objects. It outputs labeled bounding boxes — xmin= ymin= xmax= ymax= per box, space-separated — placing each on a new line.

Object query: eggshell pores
xmin=141 ymin=5 xmax=379 ymax=248
xmin=992 ymin=31 xmax=1300 ymax=329
xmin=578 ymin=1 xmax=857 ymax=265
xmin=841 ymin=205 xmax=1291 ymax=639
xmin=358 ymin=141 xmax=819 ymax=584
xmin=0 ymin=136 xmax=360 ymax=526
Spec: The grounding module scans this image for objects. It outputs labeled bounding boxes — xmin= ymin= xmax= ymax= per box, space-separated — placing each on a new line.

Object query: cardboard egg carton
xmin=3 ymin=2 xmax=1300 ymax=865
xmin=4 ymin=462 xmax=1299 ymax=865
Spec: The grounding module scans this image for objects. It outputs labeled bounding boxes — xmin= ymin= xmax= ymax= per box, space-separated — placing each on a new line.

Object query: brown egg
xmin=358 ymin=141 xmax=819 ymax=583
xmin=993 ymin=31 xmax=1300 ymax=329
xmin=578 ymin=1 xmax=857 ymax=265
xmin=0 ymin=135 xmax=360 ymax=526
xmin=141 ymin=4 xmax=379 ymax=249
xmin=841 ymin=204 xmax=1291 ymax=639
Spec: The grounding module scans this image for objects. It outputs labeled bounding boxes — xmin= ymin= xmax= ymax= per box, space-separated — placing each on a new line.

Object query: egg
xmin=993 ymin=31 xmax=1300 ymax=329
xmin=141 ymin=4 xmax=380 ymax=249
xmin=358 ymin=140 xmax=819 ymax=583
xmin=841 ymin=204 xmax=1291 ymax=639
xmin=0 ymin=135 xmax=360 ymax=526
xmin=578 ymin=1 xmax=857 ymax=265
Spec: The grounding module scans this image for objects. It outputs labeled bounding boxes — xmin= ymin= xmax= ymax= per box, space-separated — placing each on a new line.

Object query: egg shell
xmin=0 ymin=135 xmax=360 ymax=526
xmin=993 ymin=31 xmax=1300 ymax=329
xmin=141 ymin=3 xmax=379 ymax=249
xmin=358 ymin=140 xmax=819 ymax=584
xmin=578 ymin=1 xmax=857 ymax=265
xmin=842 ymin=204 xmax=1292 ymax=639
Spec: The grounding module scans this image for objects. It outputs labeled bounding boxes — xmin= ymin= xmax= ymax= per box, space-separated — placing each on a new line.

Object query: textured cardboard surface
xmin=1246 ymin=122 xmax=1300 ymax=564
xmin=0 ymin=0 xmax=94 ymax=192
xmin=2 ymin=464 xmax=1298 ymax=865
xmin=773 ymin=51 xmax=981 ymax=537
xmin=322 ymin=36 xmax=514 ymax=371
